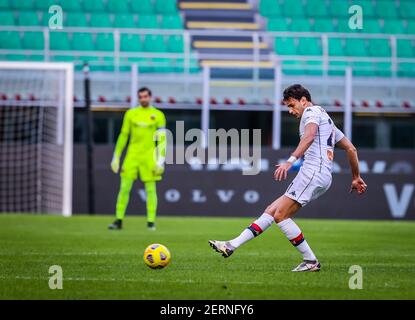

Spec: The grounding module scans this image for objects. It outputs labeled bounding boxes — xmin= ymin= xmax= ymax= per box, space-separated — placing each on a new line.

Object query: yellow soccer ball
xmin=143 ymin=244 xmax=171 ymax=269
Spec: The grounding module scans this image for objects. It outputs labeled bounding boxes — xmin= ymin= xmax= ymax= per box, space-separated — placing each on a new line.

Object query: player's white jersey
xmin=299 ymin=105 xmax=344 ymax=174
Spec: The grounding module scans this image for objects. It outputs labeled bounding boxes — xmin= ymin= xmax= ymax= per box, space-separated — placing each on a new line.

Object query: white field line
xmin=0 ymin=275 xmax=263 ymax=285
xmin=0 ymin=251 xmax=263 ymax=257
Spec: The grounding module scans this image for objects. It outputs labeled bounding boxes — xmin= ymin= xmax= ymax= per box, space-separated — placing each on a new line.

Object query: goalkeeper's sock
xmin=228 ymin=213 xmax=274 ymax=249
xmin=277 ymin=219 xmax=317 ymax=261
xmin=115 ymin=177 xmax=134 ymax=220
xmin=145 ymin=181 xmax=157 ymax=224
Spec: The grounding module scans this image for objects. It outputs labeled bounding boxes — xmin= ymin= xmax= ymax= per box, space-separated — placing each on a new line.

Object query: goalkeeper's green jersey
xmin=114 ymin=105 xmax=166 ymax=162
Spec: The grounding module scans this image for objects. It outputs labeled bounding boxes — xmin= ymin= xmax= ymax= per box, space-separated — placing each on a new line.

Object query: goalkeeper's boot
xmin=208 ymin=240 xmax=234 ymax=258
xmin=291 ymin=260 xmax=321 ymax=272
xmin=147 ymin=222 xmax=156 ymax=231
xmin=108 ymin=219 xmax=122 ymax=230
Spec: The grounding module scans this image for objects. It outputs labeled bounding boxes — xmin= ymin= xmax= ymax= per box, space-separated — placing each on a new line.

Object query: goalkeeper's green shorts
xmin=120 ymin=158 xmax=162 ymax=182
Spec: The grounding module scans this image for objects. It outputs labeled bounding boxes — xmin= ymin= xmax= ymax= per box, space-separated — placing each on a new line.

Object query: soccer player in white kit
xmin=209 ymin=84 xmax=367 ymax=272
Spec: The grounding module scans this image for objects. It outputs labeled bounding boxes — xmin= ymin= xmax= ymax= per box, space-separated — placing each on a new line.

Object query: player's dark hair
xmin=283 ymin=84 xmax=312 ymax=102
xmin=138 ymin=87 xmax=152 ymax=97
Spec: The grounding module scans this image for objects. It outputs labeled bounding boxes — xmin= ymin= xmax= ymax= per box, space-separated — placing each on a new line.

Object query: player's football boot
xmin=208 ymin=240 xmax=234 ymax=258
xmin=291 ymin=260 xmax=321 ymax=272
xmin=108 ymin=219 xmax=122 ymax=230
xmin=147 ymin=222 xmax=156 ymax=231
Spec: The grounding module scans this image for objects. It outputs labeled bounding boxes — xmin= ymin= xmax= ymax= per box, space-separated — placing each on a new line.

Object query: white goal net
xmin=0 ymin=62 xmax=74 ymax=216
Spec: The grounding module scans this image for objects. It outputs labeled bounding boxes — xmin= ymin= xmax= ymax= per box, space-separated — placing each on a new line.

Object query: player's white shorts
xmin=284 ymin=166 xmax=332 ymax=207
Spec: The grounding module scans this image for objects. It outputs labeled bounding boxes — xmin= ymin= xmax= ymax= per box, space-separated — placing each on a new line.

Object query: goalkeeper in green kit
xmin=108 ymin=87 xmax=166 ymax=231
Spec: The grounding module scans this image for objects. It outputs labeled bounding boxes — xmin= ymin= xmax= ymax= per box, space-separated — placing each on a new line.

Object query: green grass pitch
xmin=0 ymin=214 xmax=414 ymax=299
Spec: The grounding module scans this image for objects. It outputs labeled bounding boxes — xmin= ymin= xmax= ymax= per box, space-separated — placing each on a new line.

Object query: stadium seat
xmin=376 ymin=1 xmax=398 ymax=19
xmin=22 ymin=32 xmax=44 ymax=50
xmin=329 ymin=0 xmax=351 ymax=18
xmin=173 ymin=58 xmax=200 ymax=73
xmin=297 ymin=37 xmax=322 ymax=56
xmin=267 ymin=18 xmax=289 ymax=31
xmin=274 ymin=37 xmax=297 ymax=55
xmin=96 ymin=33 xmax=114 ymax=51
xmin=352 ymin=61 xmax=376 ymax=77
xmin=17 ymin=11 xmax=40 ymax=26
xmin=71 ymin=33 xmax=94 ymax=51
xmin=84 ymin=56 xmax=112 ymax=72
xmin=305 ymin=60 xmax=323 ymax=75
xmin=155 ymin=0 xmax=178 ymax=15
xmin=52 ymin=55 xmax=76 ymax=63
xmin=281 ymin=60 xmax=304 ymax=75
xmin=10 ymin=0 xmax=34 ymax=10
xmin=126 ymin=57 xmax=153 ymax=73
xmin=143 ymin=34 xmax=167 ymax=52
xmin=167 ymin=35 xmax=184 ymax=52
xmin=120 ymin=34 xmax=142 ymax=52
xmin=398 ymin=62 xmax=415 ymax=77
xmin=397 ymin=39 xmax=415 ymax=58
xmin=83 ymin=0 xmax=106 ymax=12
xmin=1 ymin=54 xmax=28 ymax=61
xmin=290 ymin=19 xmax=311 ymax=32
xmin=328 ymin=38 xmax=345 ymax=56
xmin=367 ymin=39 xmax=391 ymax=57
xmin=345 ymin=38 xmax=367 ymax=56
xmin=383 ymin=20 xmax=405 ymax=34
xmin=363 ymin=19 xmax=382 ymax=33
xmin=137 ymin=15 xmax=159 ymax=29
xmin=0 ymin=31 xmax=21 ymax=49
xmin=399 ymin=1 xmax=415 ymax=20
xmin=352 ymin=0 xmax=376 ymax=18
xmin=131 ymin=0 xmax=154 ymax=14
xmin=60 ymin=0 xmax=82 ymax=12
xmin=0 ymin=12 xmax=15 ymax=26
xmin=107 ymin=0 xmax=130 ymax=13
xmin=78 ymin=55 xmax=100 ymax=71
xmin=259 ymin=0 xmax=281 ymax=17
xmin=0 ymin=0 xmax=10 ymax=10
xmin=41 ymin=11 xmax=52 ymax=26
xmin=100 ymin=56 xmax=116 ymax=72
xmin=5 ymin=54 xmax=27 ymax=61
xmin=282 ymin=0 xmax=305 ymax=18
xmin=140 ymin=58 xmax=155 ymax=73
xmin=35 ymin=0 xmax=56 ymax=10
xmin=50 ymin=32 xmax=71 ymax=50
xmin=113 ymin=14 xmax=136 ymax=28
xmin=27 ymin=54 xmax=45 ymax=61
xmin=337 ymin=19 xmax=358 ymax=33
xmin=89 ymin=13 xmax=112 ymax=28
xmin=376 ymin=62 xmax=392 ymax=77
xmin=66 ymin=13 xmax=88 ymax=27
xmin=313 ymin=19 xmax=335 ymax=32
xmin=406 ymin=21 xmax=415 ymax=34
xmin=160 ymin=15 xmax=183 ymax=30
xmin=328 ymin=60 xmax=348 ymax=76
xmin=305 ymin=0 xmax=329 ymax=18
xmin=152 ymin=58 xmax=174 ymax=73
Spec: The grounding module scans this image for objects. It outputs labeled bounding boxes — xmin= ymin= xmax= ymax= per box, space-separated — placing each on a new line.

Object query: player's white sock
xmin=229 ymin=213 xmax=274 ymax=249
xmin=277 ymin=219 xmax=317 ymax=261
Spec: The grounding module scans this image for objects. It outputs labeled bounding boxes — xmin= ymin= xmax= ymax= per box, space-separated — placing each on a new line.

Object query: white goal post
xmin=0 ymin=61 xmax=74 ymax=217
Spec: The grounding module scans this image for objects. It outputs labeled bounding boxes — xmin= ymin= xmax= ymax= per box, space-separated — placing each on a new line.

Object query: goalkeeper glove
xmin=111 ymin=155 xmax=120 ymax=174
xmin=153 ymin=157 xmax=165 ymax=176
